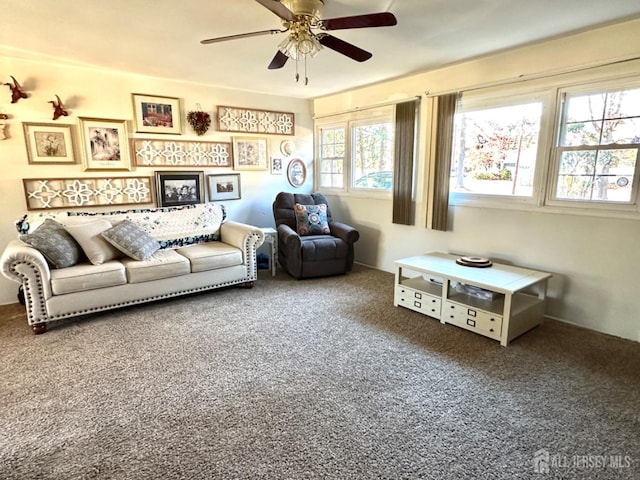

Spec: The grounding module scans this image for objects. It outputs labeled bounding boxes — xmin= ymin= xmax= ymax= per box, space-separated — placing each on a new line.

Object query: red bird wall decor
xmin=4 ymin=76 xmax=28 ymax=103
xmin=49 ymin=95 xmax=68 ymax=120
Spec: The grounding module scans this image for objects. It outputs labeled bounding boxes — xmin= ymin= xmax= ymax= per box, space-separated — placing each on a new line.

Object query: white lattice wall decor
xmin=23 ymin=177 xmax=153 ymax=210
xmin=217 ymin=105 xmax=295 ymax=135
xmin=133 ymin=139 xmax=232 ymax=167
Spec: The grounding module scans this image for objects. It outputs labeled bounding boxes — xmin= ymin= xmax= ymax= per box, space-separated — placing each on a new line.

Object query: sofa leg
xmin=243 ymin=281 xmax=254 ymax=289
xmin=31 ymin=323 xmax=47 ymax=335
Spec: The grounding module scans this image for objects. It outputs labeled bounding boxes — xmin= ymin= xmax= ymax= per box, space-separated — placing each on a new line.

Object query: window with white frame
xmin=351 ymin=118 xmax=394 ymax=190
xmin=316 ymin=106 xmax=395 ymax=193
xmin=318 ymin=125 xmax=345 ymax=189
xmin=447 ymin=74 xmax=640 ymax=217
xmin=450 ymin=94 xmax=547 ymax=200
xmin=550 ymin=84 xmax=640 ymax=206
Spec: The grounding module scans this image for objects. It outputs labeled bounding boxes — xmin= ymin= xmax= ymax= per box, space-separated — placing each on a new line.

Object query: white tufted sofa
xmin=1 ymin=204 xmax=264 ymax=334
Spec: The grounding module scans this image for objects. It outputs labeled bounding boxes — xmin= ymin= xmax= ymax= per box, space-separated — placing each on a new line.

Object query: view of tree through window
xmin=352 ymin=120 xmax=394 ymax=190
xmin=555 ymin=87 xmax=640 ymax=202
xmin=450 ymin=102 xmax=542 ymax=197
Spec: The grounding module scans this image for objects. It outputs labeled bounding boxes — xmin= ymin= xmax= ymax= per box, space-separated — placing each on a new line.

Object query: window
xmin=316 ymin=106 xmax=394 ymax=194
xmin=318 ymin=125 xmax=345 ymax=189
xmin=351 ymin=119 xmax=394 ymax=191
xmin=551 ymin=85 xmax=640 ymax=205
xmin=447 ymin=73 xmax=640 ymax=217
xmin=450 ymin=96 xmax=545 ymax=199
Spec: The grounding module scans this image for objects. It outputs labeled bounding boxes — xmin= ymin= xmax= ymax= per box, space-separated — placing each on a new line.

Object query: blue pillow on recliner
xmin=294 ymin=203 xmax=331 ymax=236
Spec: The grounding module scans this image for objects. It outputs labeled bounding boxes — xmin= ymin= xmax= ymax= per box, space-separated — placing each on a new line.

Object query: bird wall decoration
xmin=4 ymin=76 xmax=28 ymax=103
xmin=49 ymin=95 xmax=68 ymax=120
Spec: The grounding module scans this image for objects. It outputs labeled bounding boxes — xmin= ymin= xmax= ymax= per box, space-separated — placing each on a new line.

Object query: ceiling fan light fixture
xmin=278 ymin=30 xmax=322 ymax=60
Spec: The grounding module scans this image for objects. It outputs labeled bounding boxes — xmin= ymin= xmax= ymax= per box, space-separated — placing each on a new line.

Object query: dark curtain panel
xmin=392 ymin=99 xmax=419 ymax=225
xmin=431 ymin=93 xmax=457 ymax=231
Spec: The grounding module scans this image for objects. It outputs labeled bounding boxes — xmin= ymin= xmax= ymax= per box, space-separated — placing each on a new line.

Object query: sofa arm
xmin=330 ymin=221 xmax=360 ymax=245
xmin=1 ymin=239 xmax=53 ymax=324
xmin=219 ymin=221 xmax=265 ymax=251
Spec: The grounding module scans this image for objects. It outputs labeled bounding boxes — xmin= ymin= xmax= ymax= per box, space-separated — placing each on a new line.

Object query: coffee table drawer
xmin=443 ymin=301 xmax=502 ymax=338
xmin=395 ymin=285 xmax=441 ymax=319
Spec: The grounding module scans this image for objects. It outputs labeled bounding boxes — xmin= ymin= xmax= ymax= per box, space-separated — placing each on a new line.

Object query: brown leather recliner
xmin=272 ymin=192 xmax=359 ymax=279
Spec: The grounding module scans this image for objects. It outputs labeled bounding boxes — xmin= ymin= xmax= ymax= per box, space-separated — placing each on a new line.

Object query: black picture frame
xmin=155 ymin=171 xmax=204 ymax=207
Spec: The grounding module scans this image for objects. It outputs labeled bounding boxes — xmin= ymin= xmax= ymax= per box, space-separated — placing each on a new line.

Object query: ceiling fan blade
xmin=201 ymin=29 xmax=285 ymax=45
xmin=254 ymin=0 xmax=294 ymax=22
xmin=317 ymin=34 xmax=372 ymax=62
xmin=321 ymin=12 xmax=397 ymax=30
xmin=268 ymin=50 xmax=289 ymax=69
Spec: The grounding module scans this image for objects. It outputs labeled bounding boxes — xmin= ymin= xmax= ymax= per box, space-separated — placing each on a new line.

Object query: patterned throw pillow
xmin=19 ymin=219 xmax=82 ymax=269
xmin=101 ymin=220 xmax=160 ymax=261
xmin=294 ymin=203 xmax=331 ymax=236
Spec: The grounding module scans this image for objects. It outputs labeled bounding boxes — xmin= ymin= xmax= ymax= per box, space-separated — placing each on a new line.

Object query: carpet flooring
xmin=0 ymin=264 xmax=638 ymax=480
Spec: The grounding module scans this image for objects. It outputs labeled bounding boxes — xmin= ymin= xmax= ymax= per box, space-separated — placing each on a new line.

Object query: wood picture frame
xmin=207 ymin=173 xmax=241 ymax=201
xmin=155 ymin=170 xmax=204 ymax=207
xmin=232 ymin=136 xmax=268 ymax=171
xmin=132 ymin=93 xmax=182 ymax=134
xmin=23 ymin=122 xmax=77 ymax=164
xmin=78 ymin=117 xmax=131 ymax=171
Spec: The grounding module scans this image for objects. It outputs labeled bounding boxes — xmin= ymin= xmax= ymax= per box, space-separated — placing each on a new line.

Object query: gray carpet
xmin=0 ymin=264 xmax=638 ymax=480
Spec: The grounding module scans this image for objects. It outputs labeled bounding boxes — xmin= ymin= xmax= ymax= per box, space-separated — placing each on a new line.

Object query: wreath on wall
xmin=186 ymin=105 xmax=211 ymax=136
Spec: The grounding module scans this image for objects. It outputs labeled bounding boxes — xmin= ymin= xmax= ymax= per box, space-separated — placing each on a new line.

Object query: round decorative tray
xmin=456 ymin=256 xmax=493 ymax=268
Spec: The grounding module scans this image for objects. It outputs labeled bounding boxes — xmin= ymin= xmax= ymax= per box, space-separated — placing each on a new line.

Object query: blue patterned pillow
xmin=101 ymin=220 xmax=160 ymax=261
xmin=19 ymin=219 xmax=82 ymax=268
xmin=294 ymin=203 xmax=330 ymax=236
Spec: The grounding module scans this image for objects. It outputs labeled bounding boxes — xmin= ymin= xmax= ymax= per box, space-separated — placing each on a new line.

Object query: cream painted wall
xmin=0 ymin=53 xmax=313 ymax=305
xmin=315 ymin=18 xmax=640 ymax=342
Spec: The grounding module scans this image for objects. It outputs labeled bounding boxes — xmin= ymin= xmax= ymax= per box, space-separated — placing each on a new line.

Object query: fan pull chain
xmin=304 ymin=56 xmax=309 ymax=85
xmin=295 ymin=57 xmax=300 ymax=83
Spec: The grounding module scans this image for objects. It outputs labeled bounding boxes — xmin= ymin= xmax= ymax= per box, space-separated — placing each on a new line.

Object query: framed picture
xmin=132 ymin=93 xmax=182 ymax=134
xmin=287 ymin=158 xmax=307 ymax=188
xmin=270 ymin=157 xmax=283 ymax=175
xmin=23 ymin=122 xmax=77 ymax=164
xmin=79 ymin=117 xmax=131 ymax=171
xmin=207 ymin=173 xmax=241 ymax=201
xmin=155 ymin=171 xmax=204 ymax=207
xmin=232 ymin=136 xmax=268 ymax=170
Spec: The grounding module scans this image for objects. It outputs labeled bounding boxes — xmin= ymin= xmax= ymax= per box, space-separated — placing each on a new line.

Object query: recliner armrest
xmin=330 ymin=221 xmax=359 ymax=245
xmin=277 ymin=224 xmax=301 ymax=249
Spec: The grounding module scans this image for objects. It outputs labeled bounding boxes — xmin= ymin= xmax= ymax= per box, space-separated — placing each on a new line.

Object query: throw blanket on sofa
xmin=16 ymin=204 xmax=227 ymax=250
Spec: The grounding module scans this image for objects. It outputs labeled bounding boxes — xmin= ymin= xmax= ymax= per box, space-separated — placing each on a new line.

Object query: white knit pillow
xmin=65 ymin=219 xmax=122 ymax=265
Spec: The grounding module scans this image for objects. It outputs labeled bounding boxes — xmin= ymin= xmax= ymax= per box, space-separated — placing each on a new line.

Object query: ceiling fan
xmin=200 ymin=0 xmax=397 ymax=85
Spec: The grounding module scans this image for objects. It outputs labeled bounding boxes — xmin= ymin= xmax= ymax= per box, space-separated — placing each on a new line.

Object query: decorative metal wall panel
xmin=133 ymin=139 xmax=232 ymax=167
xmin=217 ymin=105 xmax=295 ymax=135
xmin=23 ymin=177 xmax=153 ymax=210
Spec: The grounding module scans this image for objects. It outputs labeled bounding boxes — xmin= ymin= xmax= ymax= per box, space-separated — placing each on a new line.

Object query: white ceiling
xmin=2 ymin=0 xmax=640 ymax=99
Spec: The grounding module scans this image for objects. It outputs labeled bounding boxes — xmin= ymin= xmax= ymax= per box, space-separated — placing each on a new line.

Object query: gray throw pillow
xmin=101 ymin=220 xmax=160 ymax=261
xmin=19 ymin=219 xmax=82 ymax=269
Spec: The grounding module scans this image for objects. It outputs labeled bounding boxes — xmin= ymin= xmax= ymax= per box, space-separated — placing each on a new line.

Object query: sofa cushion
xmin=176 ymin=243 xmax=243 ymax=273
xmin=121 ymin=250 xmax=191 ymax=283
xmin=101 ymin=220 xmax=160 ymax=261
xmin=19 ymin=219 xmax=82 ymax=269
xmin=51 ymin=261 xmax=126 ymax=295
xmin=65 ymin=219 xmax=122 ymax=265
xmin=294 ymin=203 xmax=330 ymax=236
